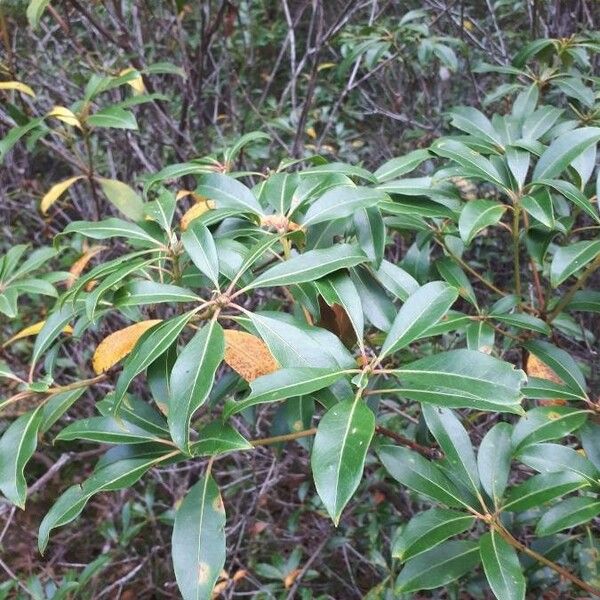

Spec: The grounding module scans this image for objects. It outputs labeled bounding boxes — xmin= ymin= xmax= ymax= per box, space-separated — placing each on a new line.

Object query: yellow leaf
xmin=119 ymin=67 xmax=145 ymax=95
xmin=40 ymin=176 xmax=84 ymax=214
xmin=180 ymin=200 xmax=215 ymax=230
xmin=317 ymin=62 xmax=336 ymax=72
xmin=0 ymin=81 xmax=35 ymax=97
xmin=47 ymin=106 xmax=82 ymax=129
xmin=223 ymin=330 xmax=278 ymax=382
xmin=306 ymin=126 xmax=317 ymax=139
xmin=284 ymin=568 xmax=302 ymax=589
xmin=92 ymin=320 xmax=162 ymax=374
xmin=66 ymin=245 xmax=107 ymax=288
xmin=3 ymin=321 xmax=72 ymax=347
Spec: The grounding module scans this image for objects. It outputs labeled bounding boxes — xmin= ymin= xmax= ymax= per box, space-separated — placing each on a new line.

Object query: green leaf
xmin=477 ymin=423 xmax=512 ymax=507
xmin=502 ymin=472 xmax=589 ymax=513
xmin=39 ymin=454 xmax=168 ymax=553
xmin=435 ymin=257 xmax=477 ymax=305
xmin=532 ymin=127 xmax=600 ymax=180
xmin=568 ymin=290 xmax=600 ymax=313
xmin=374 ymin=149 xmax=431 ymax=182
xmin=316 ymin=273 xmax=364 ymax=343
xmin=511 ymin=406 xmax=589 ymax=451
xmin=62 ymin=218 xmax=162 ymax=246
xmin=0 ymin=407 xmax=43 ymax=508
xmin=523 ymin=340 xmax=587 ymax=398
xmin=392 ymin=508 xmax=474 ymax=561
xmin=581 ymin=422 xmax=600 ymax=471
xmin=116 ymin=281 xmax=200 ymax=306
xmin=517 ymin=443 xmax=598 ymax=482
xmin=379 ymin=281 xmax=457 ymax=359
xmin=26 ymin=0 xmax=51 ymax=28
xmin=144 ymin=163 xmax=214 ymax=194
xmin=449 ymin=107 xmax=503 ymax=147
xmin=378 ymin=445 xmax=467 ymax=508
xmin=536 ymin=497 xmax=600 ymax=536
xmin=31 ymin=305 xmax=77 ymax=368
xmin=226 ymin=367 xmax=347 ymax=418
xmin=191 ymin=422 xmax=252 ymax=457
xmin=480 ymin=531 xmax=526 ymax=600
xmin=492 ymin=313 xmax=551 ymax=335
xmin=521 ymin=190 xmax=555 ymax=229
xmin=391 ymin=349 xmax=525 ymax=413
xmin=431 ymin=139 xmax=506 ymax=188
xmin=353 ymin=206 xmax=385 ymax=267
xmin=181 ymin=221 xmax=219 ymax=286
xmin=55 ymin=416 xmax=165 ymax=445
xmin=168 ymin=320 xmax=224 ymax=452
xmin=172 ymin=475 xmax=226 ymax=600
xmin=311 ymin=399 xmax=375 ymax=524
xmin=87 ymin=107 xmax=138 ymax=130
xmin=550 ymin=240 xmax=600 ymax=288
xmin=114 ymin=312 xmax=193 ymax=414
xmin=458 ymin=199 xmax=506 ymax=244
xmin=395 ymin=540 xmax=480 ymax=593
xmin=466 ymin=321 xmax=495 ymax=352
xmin=422 ymin=406 xmax=480 ymax=495
xmin=97 ymin=178 xmax=144 ymax=221
xmin=375 ymin=259 xmax=419 ymax=301
xmin=301 ymin=186 xmax=387 ymax=227
xmin=250 ymin=244 xmax=367 ymax=290
xmin=196 ymin=173 xmax=263 ymax=215
xmin=534 ymin=179 xmax=600 ymax=224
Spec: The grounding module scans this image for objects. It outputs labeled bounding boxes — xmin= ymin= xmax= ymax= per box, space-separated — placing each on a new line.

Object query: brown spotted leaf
xmin=526 ymin=353 xmax=566 ymax=406
xmin=223 ymin=329 xmax=278 ymax=381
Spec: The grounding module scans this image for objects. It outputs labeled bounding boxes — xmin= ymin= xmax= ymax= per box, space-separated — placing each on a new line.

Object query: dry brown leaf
xmin=92 ymin=320 xmax=162 ymax=374
xmin=317 ymin=298 xmax=356 ymax=349
xmin=525 ymin=353 xmax=567 ymax=406
xmin=284 ymin=568 xmax=302 ymax=589
xmin=223 ymin=330 xmax=278 ymax=382
xmin=66 ymin=245 xmax=106 ymax=288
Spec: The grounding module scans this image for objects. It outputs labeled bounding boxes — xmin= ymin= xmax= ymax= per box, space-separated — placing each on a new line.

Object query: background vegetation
xmin=1 ymin=1 xmax=600 ymax=598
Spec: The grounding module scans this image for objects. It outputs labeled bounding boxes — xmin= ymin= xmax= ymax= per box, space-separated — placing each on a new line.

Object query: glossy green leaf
xmin=536 ymin=497 xmax=600 ymax=536
xmin=317 ymin=273 xmax=364 ymax=343
xmin=517 ymin=443 xmax=599 ymax=482
xmin=477 ymin=423 xmax=512 ymax=506
xmin=0 ymin=407 xmax=43 ymax=508
xmin=191 ymin=422 xmax=252 ymax=457
xmin=172 ymin=475 xmax=226 ymax=600
xmin=535 ymin=179 xmax=600 ymax=224
xmin=168 ymin=320 xmax=224 ymax=452
xmin=225 ymin=367 xmax=347 ymax=418
xmin=431 ymin=139 xmax=506 ymax=188
xmin=301 ymin=186 xmax=387 ymax=226
xmin=250 ymin=244 xmax=367 ymax=290
xmin=181 ymin=221 xmax=219 ymax=286
xmin=395 ymin=540 xmax=480 ymax=593
xmin=87 ymin=107 xmax=138 ymax=130
xmin=392 ymin=508 xmax=474 ymax=561
xmin=550 ymin=240 xmax=600 ymax=288
xmin=524 ymin=340 xmax=587 ymax=398
xmin=378 ymin=445 xmax=467 ymax=508
xmin=480 ymin=531 xmax=525 ymax=600
xmin=532 ymin=127 xmax=600 ymax=180
xmin=196 ymin=173 xmax=263 ymax=215
xmin=114 ymin=312 xmax=193 ymax=414
xmin=511 ymin=406 xmax=589 ymax=451
xmin=312 ymin=399 xmax=375 ymax=524
xmin=458 ymin=199 xmax=506 ymax=244
xmin=422 ymin=405 xmax=480 ymax=495
xmin=55 ymin=416 xmax=165 ymax=445
xmin=374 ymin=149 xmax=431 ymax=182
xmin=502 ymin=472 xmax=589 ymax=513
xmin=63 ymin=218 xmax=162 ymax=246
xmin=97 ymin=178 xmax=144 ymax=221
xmin=39 ymin=454 xmax=168 ymax=553
xmin=391 ymin=349 xmax=526 ymax=413
xmin=116 ymin=281 xmax=200 ymax=306
xmin=379 ymin=281 xmax=457 ymax=359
